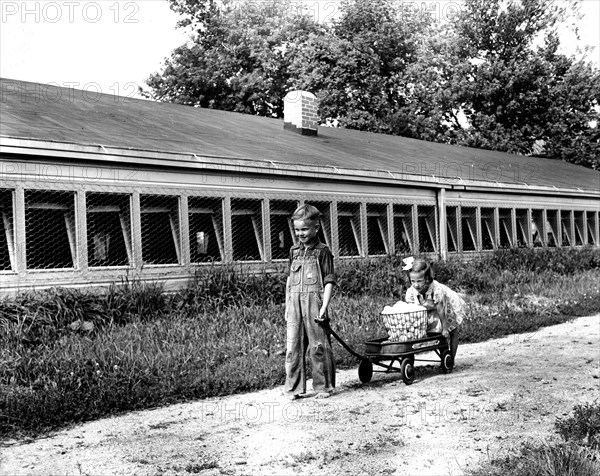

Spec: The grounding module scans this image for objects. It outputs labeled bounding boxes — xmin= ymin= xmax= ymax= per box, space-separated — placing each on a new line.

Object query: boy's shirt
xmin=405 ymin=280 xmax=465 ymax=329
xmin=288 ymin=239 xmax=336 ymax=287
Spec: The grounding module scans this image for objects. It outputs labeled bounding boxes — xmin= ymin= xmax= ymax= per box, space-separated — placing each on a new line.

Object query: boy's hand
xmin=315 ymin=308 xmax=329 ymax=326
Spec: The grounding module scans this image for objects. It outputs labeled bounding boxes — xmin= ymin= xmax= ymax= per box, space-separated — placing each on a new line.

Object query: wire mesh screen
xmin=25 ymin=190 xmax=76 ymax=269
xmin=140 ymin=194 xmax=180 ymax=265
xmin=337 ymin=202 xmax=361 ymax=257
xmin=560 ymin=211 xmax=573 ymax=247
xmin=532 ymin=209 xmax=544 ymax=247
xmin=574 ymin=211 xmax=585 ymax=246
xmin=417 ymin=205 xmax=437 ymax=253
xmin=498 ymin=208 xmax=513 ymax=248
xmin=86 ymin=193 xmax=132 ymax=267
xmin=481 ymin=207 xmax=496 ymax=250
xmin=446 ymin=206 xmax=458 ymax=252
xmin=393 ymin=204 xmax=413 ymax=254
xmin=586 ymin=211 xmax=598 ymax=245
xmin=546 ymin=210 xmax=559 ymax=247
xmin=270 ymin=200 xmax=298 ymax=260
xmin=231 ymin=198 xmax=263 ymax=261
xmin=309 ymin=201 xmax=332 ymax=249
xmin=366 ymin=204 xmax=388 ymax=256
xmin=189 ymin=196 xmax=224 ymax=263
xmin=515 ymin=209 xmax=529 ymax=247
xmin=461 ymin=207 xmax=477 ymax=251
xmin=0 ymin=189 xmax=15 ymax=271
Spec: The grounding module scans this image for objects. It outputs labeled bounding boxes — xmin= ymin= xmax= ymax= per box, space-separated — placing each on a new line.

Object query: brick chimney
xmin=283 ymin=90 xmax=318 ymax=136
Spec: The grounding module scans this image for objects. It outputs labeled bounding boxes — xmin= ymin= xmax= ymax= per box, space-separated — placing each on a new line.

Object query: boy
xmin=284 ymin=204 xmax=336 ymax=400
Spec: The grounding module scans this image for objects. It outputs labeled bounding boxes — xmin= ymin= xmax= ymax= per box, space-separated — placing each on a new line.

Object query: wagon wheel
xmin=358 ymin=359 xmax=373 ymax=383
xmin=401 ymin=358 xmax=415 ymax=385
xmin=440 ymin=350 xmax=454 ymax=374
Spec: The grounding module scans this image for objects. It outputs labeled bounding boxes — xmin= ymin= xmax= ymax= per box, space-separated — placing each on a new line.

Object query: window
xmin=532 ymin=209 xmax=544 ymax=248
xmin=86 ymin=193 xmax=132 ymax=267
xmin=461 ymin=207 xmax=477 ymax=251
xmin=393 ymin=204 xmax=413 ymax=254
xmin=231 ymin=198 xmax=263 ymax=261
xmin=337 ymin=202 xmax=361 ymax=257
xmin=310 ymin=201 xmax=332 ymax=248
xmin=561 ymin=211 xmax=573 ymax=247
xmin=417 ymin=205 xmax=437 ymax=253
xmin=546 ymin=210 xmax=559 ymax=248
xmin=516 ymin=209 xmax=529 ymax=247
xmin=0 ymin=189 xmax=15 ymax=271
xmin=140 ymin=195 xmax=181 ymax=265
xmin=481 ymin=208 xmax=496 ymax=250
xmin=586 ymin=211 xmax=598 ymax=246
xmin=574 ymin=211 xmax=585 ymax=246
xmin=366 ymin=204 xmax=388 ymax=256
xmin=188 ymin=197 xmax=224 ymax=263
xmin=446 ymin=206 xmax=458 ymax=252
xmin=25 ymin=190 xmax=77 ymax=269
xmin=498 ymin=208 xmax=513 ymax=248
xmin=270 ymin=200 xmax=297 ymax=260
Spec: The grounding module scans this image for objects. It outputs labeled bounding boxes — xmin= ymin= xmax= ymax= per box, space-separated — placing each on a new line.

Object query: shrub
xmin=555 ymin=400 xmax=600 ymax=451
xmin=0 ymin=278 xmax=169 ymax=346
xmin=179 ymin=263 xmax=286 ymax=312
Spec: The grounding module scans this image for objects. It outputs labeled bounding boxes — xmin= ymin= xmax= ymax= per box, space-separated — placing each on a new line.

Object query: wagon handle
xmin=322 ymin=321 xmax=366 ymax=361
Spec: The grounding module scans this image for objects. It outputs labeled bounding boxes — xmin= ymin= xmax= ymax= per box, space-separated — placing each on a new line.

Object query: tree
xmin=288 ymin=0 xmax=431 ymax=135
xmin=540 ymin=53 xmax=600 ymax=169
xmin=403 ymin=0 xmax=600 ymax=168
xmin=144 ymin=0 xmax=322 ymax=117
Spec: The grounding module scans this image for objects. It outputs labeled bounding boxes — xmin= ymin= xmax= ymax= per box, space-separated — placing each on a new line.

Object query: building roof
xmin=1 ymin=78 xmax=599 ymax=196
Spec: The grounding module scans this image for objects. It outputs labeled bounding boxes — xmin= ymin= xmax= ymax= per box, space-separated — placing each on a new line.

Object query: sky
xmin=1 ymin=0 xmax=599 ymax=100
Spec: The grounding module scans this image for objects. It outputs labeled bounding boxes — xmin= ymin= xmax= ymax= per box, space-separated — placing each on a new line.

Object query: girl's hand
xmin=442 ymin=329 xmax=450 ymax=340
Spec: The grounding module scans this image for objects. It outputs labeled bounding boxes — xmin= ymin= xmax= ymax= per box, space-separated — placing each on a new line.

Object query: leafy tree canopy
xmin=145 ymin=0 xmax=322 ymax=116
xmin=288 ymin=0 xmax=431 ymax=134
xmin=415 ymin=0 xmax=600 ymax=169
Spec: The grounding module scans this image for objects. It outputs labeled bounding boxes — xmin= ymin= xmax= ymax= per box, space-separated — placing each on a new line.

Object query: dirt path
xmin=1 ymin=314 xmax=599 ymax=476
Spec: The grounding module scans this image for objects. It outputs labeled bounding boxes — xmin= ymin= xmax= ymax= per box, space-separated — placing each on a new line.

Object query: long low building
xmin=1 ymin=79 xmax=599 ymax=291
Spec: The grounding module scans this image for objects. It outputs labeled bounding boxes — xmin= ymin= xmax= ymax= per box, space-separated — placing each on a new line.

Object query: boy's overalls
xmin=285 ymin=245 xmax=336 ymax=396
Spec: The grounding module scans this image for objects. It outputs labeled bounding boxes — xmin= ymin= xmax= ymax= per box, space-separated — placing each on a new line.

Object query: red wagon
xmin=326 ymin=308 xmax=454 ymax=385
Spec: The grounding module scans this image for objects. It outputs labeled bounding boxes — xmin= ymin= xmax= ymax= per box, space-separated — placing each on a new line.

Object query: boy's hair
xmin=291 ymin=204 xmax=321 ymax=224
xmin=410 ymin=258 xmax=434 ymax=281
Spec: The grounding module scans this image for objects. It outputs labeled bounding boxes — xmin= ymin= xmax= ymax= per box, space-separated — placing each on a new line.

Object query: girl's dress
xmin=405 ymin=280 xmax=465 ymax=332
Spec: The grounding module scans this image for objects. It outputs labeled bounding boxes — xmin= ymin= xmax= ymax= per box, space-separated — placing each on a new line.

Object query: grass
xmin=1 ymin=247 xmax=599 ymax=439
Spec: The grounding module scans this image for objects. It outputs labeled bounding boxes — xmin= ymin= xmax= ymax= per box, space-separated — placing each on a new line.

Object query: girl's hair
xmin=410 ymin=258 xmax=434 ymax=281
xmin=292 ymin=204 xmax=321 ymax=223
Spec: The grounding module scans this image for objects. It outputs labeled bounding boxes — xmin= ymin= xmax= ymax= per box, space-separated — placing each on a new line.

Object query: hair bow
xmin=402 ymin=256 xmax=414 ymax=271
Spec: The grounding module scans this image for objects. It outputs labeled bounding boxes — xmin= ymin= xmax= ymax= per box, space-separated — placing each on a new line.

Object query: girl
xmin=403 ymin=257 xmax=464 ymax=361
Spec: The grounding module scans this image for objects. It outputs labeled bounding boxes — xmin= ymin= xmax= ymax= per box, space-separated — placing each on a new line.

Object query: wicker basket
xmin=381 ymin=309 xmax=428 ymax=342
